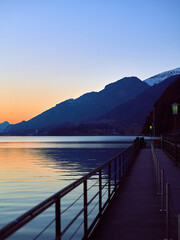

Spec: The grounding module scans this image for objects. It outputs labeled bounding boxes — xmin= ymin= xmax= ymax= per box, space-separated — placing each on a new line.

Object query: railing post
xmin=99 ymin=170 xmax=102 ymax=217
xmin=114 ymin=158 xmax=117 ymax=190
xmin=55 ymin=198 xmax=61 ymax=240
xmin=84 ymin=180 xmax=88 ymax=237
xmin=160 ymin=170 xmax=164 ymax=211
xmin=165 ymin=183 xmax=169 ymax=240
xmin=108 ymin=163 xmax=111 ymax=200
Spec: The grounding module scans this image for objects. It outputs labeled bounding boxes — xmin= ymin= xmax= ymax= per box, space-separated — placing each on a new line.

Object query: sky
xmin=0 ymin=0 xmax=180 ymax=124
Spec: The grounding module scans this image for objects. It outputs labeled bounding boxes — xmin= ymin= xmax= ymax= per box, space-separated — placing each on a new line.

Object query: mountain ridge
xmin=96 ymin=74 xmax=180 ymax=131
xmin=6 ymin=77 xmax=148 ymax=134
xmin=144 ymin=67 xmax=180 ymax=86
xmin=4 ymin=67 xmax=180 ymax=135
xmin=0 ymin=121 xmax=10 ymax=133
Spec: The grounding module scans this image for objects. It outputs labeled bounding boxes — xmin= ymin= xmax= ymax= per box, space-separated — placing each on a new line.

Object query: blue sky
xmin=0 ymin=0 xmax=180 ymax=123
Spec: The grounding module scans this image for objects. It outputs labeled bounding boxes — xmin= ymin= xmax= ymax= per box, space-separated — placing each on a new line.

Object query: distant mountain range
xmin=3 ymin=67 xmax=180 ymax=136
xmin=5 ymin=77 xmax=149 ymax=134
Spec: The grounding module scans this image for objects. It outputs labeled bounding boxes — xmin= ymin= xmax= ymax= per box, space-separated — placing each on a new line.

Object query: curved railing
xmin=151 ymin=142 xmax=180 ymax=239
xmin=162 ymin=139 xmax=180 ymax=165
xmin=0 ymin=141 xmax=140 ymax=240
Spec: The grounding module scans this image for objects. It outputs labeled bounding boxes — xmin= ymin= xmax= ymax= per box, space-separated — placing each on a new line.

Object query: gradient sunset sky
xmin=0 ymin=0 xmax=180 ymax=124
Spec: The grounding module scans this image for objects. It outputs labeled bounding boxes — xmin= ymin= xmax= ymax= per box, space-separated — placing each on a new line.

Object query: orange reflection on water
xmin=0 ymin=148 xmax=60 ymax=179
xmin=0 ymin=146 xmax=75 ymax=199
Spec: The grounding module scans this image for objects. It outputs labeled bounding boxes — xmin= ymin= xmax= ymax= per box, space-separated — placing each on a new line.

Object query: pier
xmin=0 ymin=138 xmax=180 ymax=240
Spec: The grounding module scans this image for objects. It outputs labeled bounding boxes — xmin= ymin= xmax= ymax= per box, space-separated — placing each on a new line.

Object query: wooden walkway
xmin=90 ymin=148 xmax=180 ymax=240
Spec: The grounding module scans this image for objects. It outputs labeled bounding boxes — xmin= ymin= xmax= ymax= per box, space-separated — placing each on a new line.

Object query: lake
xmin=0 ymin=136 xmax=137 ymax=239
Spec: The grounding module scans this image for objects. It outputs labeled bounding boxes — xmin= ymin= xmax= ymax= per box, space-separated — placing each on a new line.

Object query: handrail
xmin=151 ymin=142 xmax=180 ymax=239
xmin=0 ymin=141 xmax=140 ymax=240
xmin=162 ymin=139 xmax=180 ymax=165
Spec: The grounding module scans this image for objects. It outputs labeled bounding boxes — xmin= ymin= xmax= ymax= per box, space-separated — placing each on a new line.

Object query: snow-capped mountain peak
xmin=144 ymin=67 xmax=180 ymax=86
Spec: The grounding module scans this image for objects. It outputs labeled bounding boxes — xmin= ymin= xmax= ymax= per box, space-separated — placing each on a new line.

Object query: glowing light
xmin=172 ymin=103 xmax=179 ymax=115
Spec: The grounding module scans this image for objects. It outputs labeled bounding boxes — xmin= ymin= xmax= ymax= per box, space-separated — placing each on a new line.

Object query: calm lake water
xmin=0 ymin=136 xmax=136 ymax=239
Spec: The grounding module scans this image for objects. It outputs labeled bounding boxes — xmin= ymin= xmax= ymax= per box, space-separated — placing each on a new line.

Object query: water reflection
xmin=0 ymin=141 xmax=130 ymax=148
xmin=0 ymin=135 xmax=136 ymax=143
xmin=0 ymin=137 xmax=134 ymax=239
xmin=0 ymin=144 xmax=124 ymax=229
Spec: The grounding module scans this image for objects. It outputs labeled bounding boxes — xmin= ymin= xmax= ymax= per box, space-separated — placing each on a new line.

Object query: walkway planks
xmin=91 ymin=149 xmax=165 ymax=240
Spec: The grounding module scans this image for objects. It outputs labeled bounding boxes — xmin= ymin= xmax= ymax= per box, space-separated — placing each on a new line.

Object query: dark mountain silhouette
xmin=142 ymin=76 xmax=180 ymax=136
xmin=6 ymin=77 xmax=148 ymax=134
xmin=0 ymin=121 xmax=10 ymax=133
xmin=96 ymin=75 xmax=180 ymax=132
xmin=4 ymin=72 xmax=180 ymax=136
xmin=36 ymin=75 xmax=180 ymax=136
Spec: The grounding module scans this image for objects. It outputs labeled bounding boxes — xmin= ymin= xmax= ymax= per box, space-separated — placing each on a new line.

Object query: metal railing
xmin=164 ymin=135 xmax=180 ymax=144
xmin=162 ymin=139 xmax=180 ymax=164
xmin=151 ymin=143 xmax=180 ymax=240
xmin=0 ymin=141 xmax=140 ymax=240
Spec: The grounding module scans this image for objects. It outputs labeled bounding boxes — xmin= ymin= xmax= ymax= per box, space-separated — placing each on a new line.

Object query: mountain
xmin=97 ymin=75 xmax=180 ymax=133
xmin=142 ymin=76 xmax=180 ymax=136
xmin=0 ymin=121 xmax=10 ymax=133
xmin=5 ymin=67 xmax=180 ymax=136
xmin=144 ymin=67 xmax=180 ymax=86
xmin=6 ymin=77 xmax=149 ymax=134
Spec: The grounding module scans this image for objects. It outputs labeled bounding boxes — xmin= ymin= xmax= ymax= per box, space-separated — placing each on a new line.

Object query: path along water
xmin=91 ymin=149 xmax=166 ymax=240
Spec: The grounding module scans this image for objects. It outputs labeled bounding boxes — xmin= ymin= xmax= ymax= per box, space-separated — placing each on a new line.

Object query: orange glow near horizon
xmin=0 ymin=104 xmax=45 ymax=124
xmin=0 ymin=98 xmax=57 ymax=124
xmin=0 ymin=81 xmax=94 ymax=124
xmin=0 ymin=99 xmax=54 ymax=124
xmin=1 ymin=0 xmax=180 ymax=124
xmin=0 ymin=73 xmax=108 ymax=124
